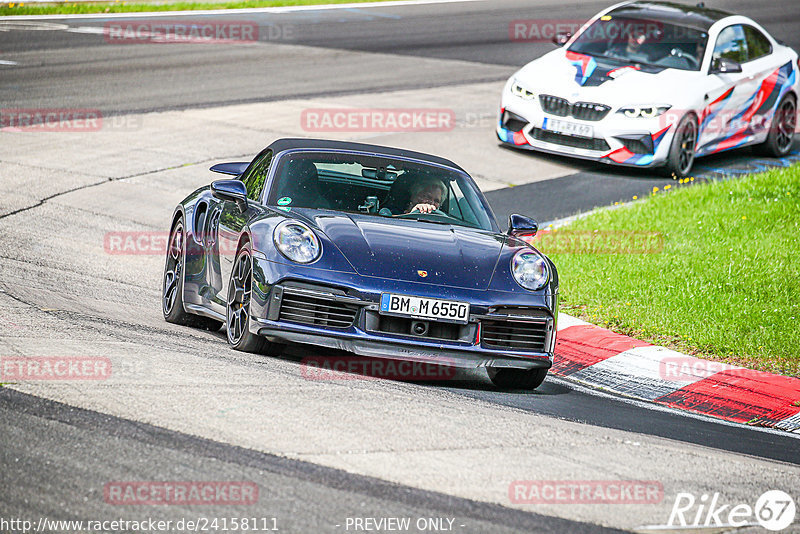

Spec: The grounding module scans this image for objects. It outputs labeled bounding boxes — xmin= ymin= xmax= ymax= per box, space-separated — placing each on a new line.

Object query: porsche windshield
xmin=568 ymin=17 xmax=708 ymax=71
xmin=267 ymin=151 xmax=497 ymax=232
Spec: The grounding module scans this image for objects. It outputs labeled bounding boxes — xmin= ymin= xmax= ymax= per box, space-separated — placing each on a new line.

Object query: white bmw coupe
xmin=498 ymin=1 xmax=799 ymax=176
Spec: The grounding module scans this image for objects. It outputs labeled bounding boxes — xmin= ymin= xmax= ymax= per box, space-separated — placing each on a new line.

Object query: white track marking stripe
xmin=569 ymin=345 xmax=716 ymax=401
xmin=0 ymin=0 xmax=488 ymax=21
xmin=556 ymin=313 xmax=590 ymax=331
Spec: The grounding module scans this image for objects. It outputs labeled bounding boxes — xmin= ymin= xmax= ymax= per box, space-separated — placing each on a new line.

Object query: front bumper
xmin=497 ymin=93 xmax=676 ymax=168
xmin=249 ymin=257 xmax=557 ymax=371
xmin=253 ymin=323 xmax=551 ymax=371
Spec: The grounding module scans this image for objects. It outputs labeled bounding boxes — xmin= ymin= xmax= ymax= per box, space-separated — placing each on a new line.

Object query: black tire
xmin=662 ymin=113 xmax=698 ymax=178
xmin=162 ymin=218 xmax=223 ymax=331
xmin=226 ymin=242 xmax=284 ymax=355
xmin=756 ymin=94 xmax=796 ymax=157
xmin=488 ymin=367 xmax=548 ymax=390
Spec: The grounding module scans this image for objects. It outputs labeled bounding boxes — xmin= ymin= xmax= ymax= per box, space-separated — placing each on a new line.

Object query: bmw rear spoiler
xmin=210 ymin=162 xmax=249 ymax=177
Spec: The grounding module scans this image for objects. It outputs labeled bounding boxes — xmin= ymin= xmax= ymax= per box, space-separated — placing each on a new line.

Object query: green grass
xmin=0 ymin=0 xmax=393 ymax=16
xmin=541 ymin=165 xmax=800 ymax=377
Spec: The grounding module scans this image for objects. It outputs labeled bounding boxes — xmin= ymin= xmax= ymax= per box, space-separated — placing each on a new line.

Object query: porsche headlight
xmin=511 ymin=250 xmax=549 ymax=291
xmin=273 ymin=220 xmax=321 ymax=264
xmin=618 ymin=105 xmax=671 ymax=119
xmin=511 ymin=79 xmax=536 ymax=100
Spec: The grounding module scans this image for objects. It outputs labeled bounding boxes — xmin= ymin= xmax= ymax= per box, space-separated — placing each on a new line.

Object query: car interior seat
xmin=283 ymin=159 xmax=330 ymax=209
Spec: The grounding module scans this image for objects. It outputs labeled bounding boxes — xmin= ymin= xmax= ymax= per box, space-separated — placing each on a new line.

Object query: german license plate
xmin=380 ymin=294 xmax=470 ymax=324
xmin=543 ymin=117 xmax=593 ymax=138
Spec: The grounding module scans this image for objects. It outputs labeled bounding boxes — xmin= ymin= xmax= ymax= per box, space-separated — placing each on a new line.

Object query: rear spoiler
xmin=210 ymin=162 xmax=249 ymax=177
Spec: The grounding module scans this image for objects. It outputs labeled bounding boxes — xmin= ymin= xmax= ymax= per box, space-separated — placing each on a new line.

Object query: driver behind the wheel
xmin=608 ymin=24 xmax=661 ymax=64
xmin=406 ymin=177 xmax=447 ymax=214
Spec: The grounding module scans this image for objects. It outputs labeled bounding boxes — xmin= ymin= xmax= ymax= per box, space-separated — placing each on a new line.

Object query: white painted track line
xmin=0 ymin=0 xmax=488 ymax=21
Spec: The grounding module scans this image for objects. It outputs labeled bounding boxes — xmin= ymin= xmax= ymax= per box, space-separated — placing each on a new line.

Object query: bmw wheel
xmin=663 ymin=114 xmax=698 ymax=178
xmin=757 ymin=94 xmax=796 ymax=157
xmin=163 ymin=218 xmax=222 ymax=330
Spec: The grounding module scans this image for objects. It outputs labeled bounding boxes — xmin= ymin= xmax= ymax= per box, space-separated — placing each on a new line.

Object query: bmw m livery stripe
xmin=699 ymin=61 xmax=796 ymax=156
xmin=565 ymin=51 xmax=598 ymax=86
xmin=605 ymin=126 xmax=670 ymax=166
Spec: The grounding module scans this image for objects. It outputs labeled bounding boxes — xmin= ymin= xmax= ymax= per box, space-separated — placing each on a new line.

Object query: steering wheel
xmin=670 ymin=48 xmax=699 ymax=68
xmin=410 ymin=207 xmax=447 ymax=216
xmin=395 ymin=208 xmax=452 ymax=222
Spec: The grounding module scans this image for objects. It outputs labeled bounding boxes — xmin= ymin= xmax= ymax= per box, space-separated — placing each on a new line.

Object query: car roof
xmin=608 ymin=1 xmax=734 ymax=31
xmin=266 ymin=138 xmax=467 ymax=173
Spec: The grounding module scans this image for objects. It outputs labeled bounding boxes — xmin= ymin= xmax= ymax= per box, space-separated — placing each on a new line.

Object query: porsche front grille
xmin=539 ymin=95 xmax=610 ymax=121
xmin=481 ymin=319 xmax=549 ymax=352
xmin=279 ymin=292 xmax=359 ymax=328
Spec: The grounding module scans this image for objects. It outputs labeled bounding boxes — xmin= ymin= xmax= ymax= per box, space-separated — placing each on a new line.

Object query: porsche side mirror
xmin=552 ymin=32 xmax=572 ymax=46
xmin=507 ymin=213 xmax=539 ymax=238
xmin=710 ymin=57 xmax=742 ymax=74
xmin=211 ymin=179 xmax=248 ymax=212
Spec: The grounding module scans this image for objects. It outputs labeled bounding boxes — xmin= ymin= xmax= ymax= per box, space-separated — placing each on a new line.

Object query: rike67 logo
xmin=665 ymin=490 xmax=796 ymax=531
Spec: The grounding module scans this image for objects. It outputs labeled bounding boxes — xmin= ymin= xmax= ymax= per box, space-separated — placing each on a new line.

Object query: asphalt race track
xmin=1 ymin=1 xmax=800 ymax=532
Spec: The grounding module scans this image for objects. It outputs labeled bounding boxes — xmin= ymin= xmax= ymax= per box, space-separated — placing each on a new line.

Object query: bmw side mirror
xmin=710 ymin=57 xmax=742 ymax=74
xmin=507 ymin=213 xmax=539 ymax=238
xmin=211 ymin=179 xmax=248 ymax=212
xmin=552 ymin=32 xmax=572 ymax=46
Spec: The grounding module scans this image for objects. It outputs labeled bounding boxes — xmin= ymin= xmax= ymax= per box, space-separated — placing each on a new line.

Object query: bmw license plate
xmin=380 ymin=294 xmax=470 ymax=324
xmin=543 ymin=117 xmax=593 ymax=138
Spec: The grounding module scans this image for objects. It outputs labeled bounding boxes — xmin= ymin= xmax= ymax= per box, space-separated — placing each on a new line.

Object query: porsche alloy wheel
xmin=162 ymin=218 xmax=222 ymax=330
xmin=488 ymin=367 xmax=548 ymax=390
xmin=227 ymin=247 xmax=253 ymax=346
xmin=162 ymin=221 xmax=184 ymax=318
xmin=664 ymin=114 xmax=697 ymax=178
xmin=758 ymin=95 xmax=797 ymax=157
xmin=226 ymin=243 xmax=283 ymax=355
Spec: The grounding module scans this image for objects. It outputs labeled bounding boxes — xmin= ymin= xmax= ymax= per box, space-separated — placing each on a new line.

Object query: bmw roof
xmin=608 ymin=1 xmax=734 ymax=30
xmin=267 ymin=138 xmax=466 ymax=173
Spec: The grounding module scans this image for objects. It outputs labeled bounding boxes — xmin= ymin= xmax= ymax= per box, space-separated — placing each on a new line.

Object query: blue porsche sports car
xmin=162 ymin=139 xmax=558 ymax=389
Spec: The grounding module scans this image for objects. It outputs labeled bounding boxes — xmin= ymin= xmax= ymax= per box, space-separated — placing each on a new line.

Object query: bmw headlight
xmin=511 ymin=250 xmax=549 ymax=291
xmin=618 ymin=105 xmax=671 ymax=119
xmin=511 ymin=79 xmax=536 ymax=100
xmin=273 ymin=220 xmax=321 ymax=264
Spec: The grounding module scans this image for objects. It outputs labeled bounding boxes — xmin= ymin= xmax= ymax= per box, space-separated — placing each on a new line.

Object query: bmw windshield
xmin=568 ymin=17 xmax=708 ymax=71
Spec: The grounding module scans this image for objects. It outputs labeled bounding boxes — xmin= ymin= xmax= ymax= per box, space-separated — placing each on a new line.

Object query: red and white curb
xmin=553 ymin=314 xmax=800 ymax=433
